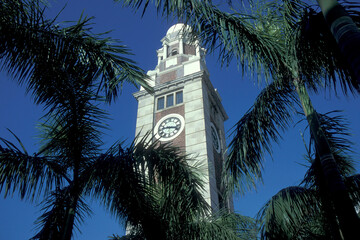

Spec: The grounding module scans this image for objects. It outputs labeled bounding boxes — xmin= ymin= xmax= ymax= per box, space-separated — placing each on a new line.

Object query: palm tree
xmin=224 ymin=3 xmax=360 ymax=238
xmin=0 ymin=0 xmax=151 ymax=239
xmin=258 ymin=111 xmax=360 ymax=239
xmin=118 ymin=0 xmax=360 ymax=238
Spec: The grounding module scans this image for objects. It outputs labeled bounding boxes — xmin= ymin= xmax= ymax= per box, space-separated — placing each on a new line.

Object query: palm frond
xmin=257 ymin=186 xmax=327 ymax=239
xmin=227 ymin=81 xmax=297 ymax=193
xmin=134 ymin=136 xmax=209 ymax=217
xmin=192 ymin=5 xmax=286 ymax=82
xmin=181 ymin=211 xmax=257 ymax=240
xmin=37 ymin=90 xmax=108 ymax=162
xmin=317 ymin=111 xmax=355 ymax=175
xmin=248 ymin=0 xmax=360 ymax=94
xmin=302 ymin=110 xmax=356 ymax=188
xmin=31 ymin=186 xmax=91 ymax=240
xmin=345 ymin=174 xmax=360 ymax=208
xmin=0 ymin=136 xmax=66 ymax=201
xmin=82 ymin=134 xmax=212 ymax=240
xmin=120 ymin=208 xmax=256 ymax=240
xmin=82 ymin=140 xmax=165 ymax=240
xmin=294 ymin=7 xmax=359 ymax=94
xmin=258 ymin=110 xmax=359 ymax=239
xmin=279 ymin=0 xmax=310 ymax=29
xmin=121 ymin=0 xmax=287 ymax=83
xmin=0 ymin=0 xmax=151 ymax=104
xmin=108 ymin=234 xmax=144 ymax=240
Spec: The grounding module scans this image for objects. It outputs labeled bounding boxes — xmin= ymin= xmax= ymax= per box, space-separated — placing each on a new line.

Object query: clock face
xmin=154 ymin=114 xmax=185 ymax=141
xmin=210 ymin=123 xmax=221 ymax=153
xmin=158 ymin=117 xmax=181 ymax=138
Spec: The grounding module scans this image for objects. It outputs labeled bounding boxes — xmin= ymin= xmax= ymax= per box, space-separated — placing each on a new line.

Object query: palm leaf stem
xmin=293 ymin=78 xmax=359 ymax=239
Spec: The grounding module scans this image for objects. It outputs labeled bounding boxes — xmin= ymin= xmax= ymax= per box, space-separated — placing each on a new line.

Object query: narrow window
xmin=166 ymin=94 xmax=174 ymax=107
xmin=157 ymin=97 xmax=165 ymax=110
xmin=176 ymin=91 xmax=183 ymax=104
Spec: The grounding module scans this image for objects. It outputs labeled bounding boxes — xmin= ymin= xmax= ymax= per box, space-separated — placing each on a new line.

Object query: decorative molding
xmin=133 ymin=71 xmax=204 ymax=99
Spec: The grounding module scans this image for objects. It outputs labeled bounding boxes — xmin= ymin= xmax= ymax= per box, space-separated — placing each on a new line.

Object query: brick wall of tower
xmin=158 ymin=70 xmax=177 ymax=84
xmin=157 ymin=56 xmax=190 ymax=84
xmin=184 ymin=44 xmax=196 ymax=55
xmin=158 ymin=56 xmax=190 ymax=72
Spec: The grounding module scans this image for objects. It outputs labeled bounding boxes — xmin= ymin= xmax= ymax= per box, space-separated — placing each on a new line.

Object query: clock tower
xmin=133 ymin=24 xmax=232 ymax=211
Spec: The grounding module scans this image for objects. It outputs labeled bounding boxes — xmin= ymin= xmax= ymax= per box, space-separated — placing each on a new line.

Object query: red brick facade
xmin=159 ymin=70 xmax=177 ymax=84
xmin=184 ymin=44 xmax=196 ymax=55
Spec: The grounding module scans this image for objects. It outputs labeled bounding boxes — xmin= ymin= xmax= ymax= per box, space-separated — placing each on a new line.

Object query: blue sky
xmin=1 ymin=0 xmax=360 ymax=239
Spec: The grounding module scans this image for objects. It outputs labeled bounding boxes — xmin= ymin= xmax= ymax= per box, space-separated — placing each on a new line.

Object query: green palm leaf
xmin=37 ymin=91 xmax=107 ymax=160
xmin=0 ymin=136 xmax=66 ymax=201
xmin=120 ymin=0 xmax=286 ymax=82
xmin=294 ymin=7 xmax=359 ymax=93
xmin=259 ymin=110 xmax=359 ymax=239
xmin=31 ymin=187 xmax=91 ymax=240
xmin=182 ymin=211 xmax=257 ymax=240
xmin=83 ymin=136 xmax=209 ymax=240
xmin=0 ymin=0 xmax=151 ymax=104
xmin=302 ymin=111 xmax=356 ymax=188
xmin=257 ymin=186 xmax=327 ymax=239
xmin=83 ymin=142 xmax=159 ymax=235
xmin=227 ymin=81 xmax=297 ymax=193
xmin=345 ymin=174 xmax=360 ymax=207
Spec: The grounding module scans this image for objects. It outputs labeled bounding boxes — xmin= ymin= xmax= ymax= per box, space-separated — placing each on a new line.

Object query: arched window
xmin=171 ymin=49 xmax=178 ymax=56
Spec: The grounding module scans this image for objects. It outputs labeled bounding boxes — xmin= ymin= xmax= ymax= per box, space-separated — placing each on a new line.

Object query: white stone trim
xmin=179 ymin=38 xmax=183 ymax=54
xmin=165 ymin=57 xmax=177 ymax=68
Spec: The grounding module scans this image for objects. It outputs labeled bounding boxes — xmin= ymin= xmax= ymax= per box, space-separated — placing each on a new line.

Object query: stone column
xmin=179 ymin=38 xmax=184 ymax=54
xmin=163 ymin=44 xmax=168 ymax=59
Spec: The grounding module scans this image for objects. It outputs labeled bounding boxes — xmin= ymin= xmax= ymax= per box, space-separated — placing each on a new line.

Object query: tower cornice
xmin=133 ymin=71 xmax=204 ymax=99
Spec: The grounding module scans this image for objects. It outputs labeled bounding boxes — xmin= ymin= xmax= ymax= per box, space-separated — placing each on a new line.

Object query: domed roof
xmin=166 ymin=23 xmax=191 ymax=36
